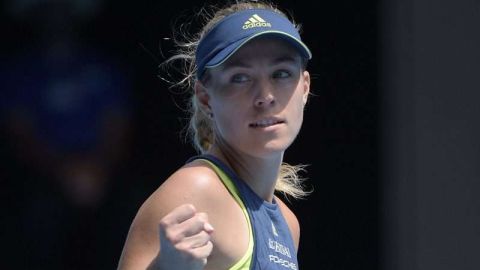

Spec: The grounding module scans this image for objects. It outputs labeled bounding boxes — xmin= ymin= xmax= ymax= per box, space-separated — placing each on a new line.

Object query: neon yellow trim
xmin=200 ymin=159 xmax=254 ymax=270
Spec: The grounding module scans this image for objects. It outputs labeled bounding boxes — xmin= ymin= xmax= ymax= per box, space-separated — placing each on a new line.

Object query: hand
xmin=156 ymin=204 xmax=214 ymax=270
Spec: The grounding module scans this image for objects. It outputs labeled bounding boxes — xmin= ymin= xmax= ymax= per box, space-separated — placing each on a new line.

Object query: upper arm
xmin=117 ymin=163 xmax=222 ymax=270
xmin=276 ymin=196 xmax=301 ymax=251
xmin=117 ymin=194 xmax=162 ymax=270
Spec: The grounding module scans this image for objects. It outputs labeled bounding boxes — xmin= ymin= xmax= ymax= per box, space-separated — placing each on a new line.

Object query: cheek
xmin=211 ymin=101 xmax=244 ymax=137
xmin=215 ymin=113 xmax=236 ymax=133
xmin=287 ymin=92 xmax=307 ymax=131
xmin=294 ymin=89 xmax=306 ymax=109
xmin=290 ymin=109 xmax=304 ymax=134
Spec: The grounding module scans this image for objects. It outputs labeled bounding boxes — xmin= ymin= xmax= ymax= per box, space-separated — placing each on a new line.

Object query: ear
xmin=302 ymin=70 xmax=311 ymax=104
xmin=194 ymin=81 xmax=212 ymax=111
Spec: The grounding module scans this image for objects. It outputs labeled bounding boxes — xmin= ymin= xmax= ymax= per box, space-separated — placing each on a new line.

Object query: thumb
xmin=204 ymin=222 xmax=214 ymax=234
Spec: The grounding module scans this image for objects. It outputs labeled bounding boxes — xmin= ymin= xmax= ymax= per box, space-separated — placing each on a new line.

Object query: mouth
xmin=249 ymin=118 xmax=285 ymax=128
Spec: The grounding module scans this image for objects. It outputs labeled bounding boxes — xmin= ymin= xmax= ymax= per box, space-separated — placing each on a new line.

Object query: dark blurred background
xmin=1 ymin=0 xmax=478 ymax=269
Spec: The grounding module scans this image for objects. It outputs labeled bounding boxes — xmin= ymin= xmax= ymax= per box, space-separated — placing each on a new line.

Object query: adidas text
xmin=243 ymin=22 xmax=272 ymax=29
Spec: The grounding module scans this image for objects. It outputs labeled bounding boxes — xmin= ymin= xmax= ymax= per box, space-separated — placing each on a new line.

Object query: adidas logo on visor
xmin=243 ymin=14 xmax=272 ymax=29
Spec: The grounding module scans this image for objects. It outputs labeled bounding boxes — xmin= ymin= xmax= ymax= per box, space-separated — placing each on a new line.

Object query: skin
xmin=117 ymin=36 xmax=310 ymax=270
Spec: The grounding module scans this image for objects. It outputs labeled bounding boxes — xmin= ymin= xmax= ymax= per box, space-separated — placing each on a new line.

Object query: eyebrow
xmin=221 ymin=55 xmax=300 ymax=71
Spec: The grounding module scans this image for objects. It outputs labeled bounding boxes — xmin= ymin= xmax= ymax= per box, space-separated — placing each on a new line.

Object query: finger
xmin=175 ymin=212 xmax=214 ymax=238
xmin=189 ymin=240 xmax=213 ymax=262
xmin=204 ymin=222 xmax=214 ymax=234
xmin=159 ymin=204 xmax=197 ymax=247
xmin=176 ymin=230 xmax=211 ymax=250
xmin=197 ymin=212 xmax=214 ymax=234
xmin=160 ymin=209 xmax=213 ymax=247
xmin=160 ymin=204 xmax=197 ymax=227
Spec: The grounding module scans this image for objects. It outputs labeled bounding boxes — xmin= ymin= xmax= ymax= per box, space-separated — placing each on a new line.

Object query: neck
xmin=208 ymin=144 xmax=283 ymax=202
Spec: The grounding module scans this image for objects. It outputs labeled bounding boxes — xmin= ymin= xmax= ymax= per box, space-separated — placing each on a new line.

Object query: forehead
xmin=223 ymin=36 xmax=303 ymax=67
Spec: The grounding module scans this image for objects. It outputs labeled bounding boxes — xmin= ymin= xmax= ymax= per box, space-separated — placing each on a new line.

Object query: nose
xmin=254 ymin=79 xmax=275 ymax=107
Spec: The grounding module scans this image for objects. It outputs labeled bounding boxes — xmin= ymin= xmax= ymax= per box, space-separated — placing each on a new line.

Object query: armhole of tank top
xmin=198 ymin=159 xmax=254 ymax=270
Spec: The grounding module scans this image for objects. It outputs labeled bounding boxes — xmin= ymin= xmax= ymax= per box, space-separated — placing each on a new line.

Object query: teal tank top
xmin=187 ymin=155 xmax=299 ymax=270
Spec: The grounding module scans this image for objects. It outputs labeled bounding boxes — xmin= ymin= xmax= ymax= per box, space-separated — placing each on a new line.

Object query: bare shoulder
xmin=118 ymin=160 xmax=230 ymax=269
xmin=136 ymin=159 xmax=231 ymax=236
xmin=151 ymin=159 xmax=227 ymax=213
xmin=275 ymin=196 xmax=301 ymax=250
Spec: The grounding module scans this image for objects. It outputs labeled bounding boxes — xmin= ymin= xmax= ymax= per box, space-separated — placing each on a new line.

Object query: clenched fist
xmin=154 ymin=204 xmax=214 ymax=270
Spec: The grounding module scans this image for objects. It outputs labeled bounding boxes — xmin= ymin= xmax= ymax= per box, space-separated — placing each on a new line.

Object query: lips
xmin=249 ymin=118 xmax=285 ymax=128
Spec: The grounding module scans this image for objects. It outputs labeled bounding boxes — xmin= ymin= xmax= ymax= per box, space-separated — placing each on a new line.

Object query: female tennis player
xmin=118 ymin=1 xmax=312 ymax=269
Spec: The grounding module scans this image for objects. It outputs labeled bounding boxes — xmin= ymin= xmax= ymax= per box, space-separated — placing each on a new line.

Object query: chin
xmin=247 ymin=140 xmax=293 ymax=159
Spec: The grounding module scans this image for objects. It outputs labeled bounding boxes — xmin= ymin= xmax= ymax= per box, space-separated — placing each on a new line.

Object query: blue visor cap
xmin=196 ymin=9 xmax=312 ymax=79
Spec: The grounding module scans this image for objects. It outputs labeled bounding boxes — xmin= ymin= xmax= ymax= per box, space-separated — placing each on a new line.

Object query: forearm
xmin=117 ymin=245 xmax=159 ymax=270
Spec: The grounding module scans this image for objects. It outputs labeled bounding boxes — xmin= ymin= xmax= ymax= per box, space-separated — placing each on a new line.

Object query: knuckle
xmin=206 ymin=240 xmax=213 ymax=251
xmin=199 ymin=230 xmax=210 ymax=241
xmin=159 ymin=219 xmax=170 ymax=229
xmin=196 ymin=212 xmax=208 ymax=222
xmin=164 ymin=229 xmax=180 ymax=243
xmin=176 ymin=246 xmax=199 ymax=261
xmin=186 ymin=249 xmax=204 ymax=261
xmin=159 ymin=214 xmax=177 ymax=228
xmin=174 ymin=242 xmax=189 ymax=253
xmin=181 ymin=204 xmax=196 ymax=215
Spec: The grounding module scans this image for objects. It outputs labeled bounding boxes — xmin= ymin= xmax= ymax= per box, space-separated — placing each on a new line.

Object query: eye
xmin=272 ymin=69 xmax=291 ymax=79
xmin=230 ymin=73 xmax=250 ymax=83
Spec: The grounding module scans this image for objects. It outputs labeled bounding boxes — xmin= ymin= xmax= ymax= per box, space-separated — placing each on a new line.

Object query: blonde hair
xmin=161 ymin=0 xmax=310 ymax=199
